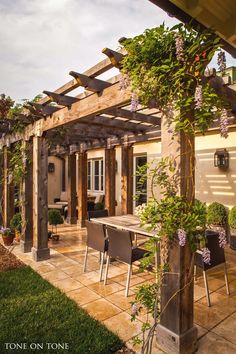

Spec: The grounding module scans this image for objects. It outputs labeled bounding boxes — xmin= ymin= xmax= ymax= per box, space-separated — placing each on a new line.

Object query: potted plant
xmin=0 ymin=227 xmax=15 ymax=246
xmin=229 ymin=206 xmax=236 ymax=250
xmin=10 ymin=213 xmax=22 ymax=242
xmin=207 ymin=202 xmax=227 ymax=229
xmin=48 ymin=209 xmax=63 ymax=241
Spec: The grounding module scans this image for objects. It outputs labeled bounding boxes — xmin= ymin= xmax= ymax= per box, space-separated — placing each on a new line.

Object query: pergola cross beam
xmin=43 ymin=91 xmax=79 ymax=107
xmin=69 ymin=72 xmax=112 ymax=92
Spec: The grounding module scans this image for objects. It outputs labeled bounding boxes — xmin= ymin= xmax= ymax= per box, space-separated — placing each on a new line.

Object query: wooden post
xmin=0 ymin=151 xmax=3 ymax=225
xmin=156 ymin=116 xmax=197 ymax=354
xmin=67 ymin=153 xmax=77 ymax=224
xmin=105 ymin=147 xmax=116 ymax=215
xmin=20 ymin=140 xmax=33 ymax=253
xmin=121 ymin=143 xmax=133 ymax=214
xmin=32 ymin=136 xmax=50 ymax=261
xmin=77 ymin=149 xmax=87 ymax=227
xmin=3 ymin=147 xmax=14 ymax=227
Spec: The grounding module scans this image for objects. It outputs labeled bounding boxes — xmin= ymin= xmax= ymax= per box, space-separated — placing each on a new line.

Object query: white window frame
xmin=87 ymin=158 xmax=104 ymax=193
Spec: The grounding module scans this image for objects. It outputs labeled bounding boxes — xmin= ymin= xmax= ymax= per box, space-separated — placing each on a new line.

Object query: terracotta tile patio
xmin=4 ymin=224 xmax=236 ymax=354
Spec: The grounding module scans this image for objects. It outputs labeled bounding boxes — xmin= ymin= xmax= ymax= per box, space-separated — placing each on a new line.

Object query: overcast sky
xmin=0 ymin=0 xmax=235 ymax=102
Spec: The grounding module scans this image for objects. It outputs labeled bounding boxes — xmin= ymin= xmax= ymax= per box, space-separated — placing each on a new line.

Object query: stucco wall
xmin=48 ymin=156 xmax=63 ymax=204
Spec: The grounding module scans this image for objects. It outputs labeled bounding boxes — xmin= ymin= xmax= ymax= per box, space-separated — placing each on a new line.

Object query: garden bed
xmin=0 ymin=243 xmax=24 ymax=272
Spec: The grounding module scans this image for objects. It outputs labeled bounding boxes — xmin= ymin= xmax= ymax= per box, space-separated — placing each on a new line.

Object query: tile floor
xmin=4 ymin=224 xmax=236 ymax=354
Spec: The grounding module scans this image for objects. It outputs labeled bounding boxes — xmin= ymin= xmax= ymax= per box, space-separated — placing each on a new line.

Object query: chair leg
xmin=98 ymin=251 xmax=101 ymax=263
xmin=224 ymin=262 xmax=230 ymax=295
xmin=104 ymin=255 xmax=110 ymax=285
xmin=194 ymin=265 xmax=197 ymax=282
xmin=203 ymin=271 xmax=211 ymax=307
xmin=125 ymin=264 xmax=132 ymax=297
xmin=99 ymin=252 xmax=105 ymax=282
xmin=83 ymin=246 xmax=89 ymax=272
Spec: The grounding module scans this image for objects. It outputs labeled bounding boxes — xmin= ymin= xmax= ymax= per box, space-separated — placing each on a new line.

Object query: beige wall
xmin=195 ymin=132 xmax=236 ymax=209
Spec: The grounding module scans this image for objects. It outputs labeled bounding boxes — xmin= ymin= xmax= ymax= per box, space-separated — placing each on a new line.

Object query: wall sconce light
xmin=214 ymin=149 xmax=229 ymax=169
xmin=48 ymin=162 xmax=55 ymax=173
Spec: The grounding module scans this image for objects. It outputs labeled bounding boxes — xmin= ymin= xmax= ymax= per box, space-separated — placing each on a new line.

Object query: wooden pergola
xmin=1 ymin=41 xmax=236 ymax=353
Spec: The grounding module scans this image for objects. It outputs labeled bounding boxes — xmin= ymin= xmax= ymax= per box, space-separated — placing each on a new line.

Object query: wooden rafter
xmin=102 ymin=48 xmax=124 ymax=68
xmin=43 ymin=91 xmax=79 ymax=107
xmin=105 ymin=107 xmax=161 ymax=126
xmin=78 ymin=115 xmax=149 ymax=132
xmin=69 ymin=72 xmax=112 ymax=92
xmin=29 ymin=102 xmax=60 ymax=116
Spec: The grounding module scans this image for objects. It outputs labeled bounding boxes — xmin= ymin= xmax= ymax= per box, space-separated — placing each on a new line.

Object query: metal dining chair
xmin=194 ymin=229 xmax=230 ymax=307
xmin=84 ymin=220 xmax=108 ymax=281
xmin=87 ymin=209 xmax=109 ymax=221
xmin=104 ymin=226 xmax=149 ymax=297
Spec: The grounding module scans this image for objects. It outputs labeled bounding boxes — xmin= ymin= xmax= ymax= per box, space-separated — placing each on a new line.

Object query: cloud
xmin=0 ymin=0 xmax=235 ymax=102
xmin=0 ymin=0 xmax=177 ymax=101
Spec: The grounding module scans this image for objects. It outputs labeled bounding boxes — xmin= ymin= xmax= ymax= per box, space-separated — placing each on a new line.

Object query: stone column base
xmin=156 ymin=324 xmax=198 ymax=354
xmin=77 ymin=220 xmax=86 ymax=228
xmin=32 ymin=247 xmax=50 ymax=262
xmin=20 ymin=240 xmax=33 ymax=253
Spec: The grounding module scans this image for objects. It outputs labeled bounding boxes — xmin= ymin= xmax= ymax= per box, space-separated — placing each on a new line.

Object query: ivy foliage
xmin=136 ymin=157 xmax=207 ymax=252
xmin=121 ymin=23 xmax=227 ymax=134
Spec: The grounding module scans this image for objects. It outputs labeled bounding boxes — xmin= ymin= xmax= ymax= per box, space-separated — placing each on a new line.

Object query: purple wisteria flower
xmin=130 ymin=92 xmax=139 ymax=112
xmin=178 ymin=229 xmax=186 ymax=247
xmin=119 ymin=74 xmax=130 ymax=91
xmin=0 ymin=227 xmax=11 ymax=235
xmin=218 ymin=229 xmax=227 ymax=248
xmin=194 ymin=85 xmax=203 ymax=109
xmin=202 ymin=247 xmax=211 ymax=265
xmin=217 ymin=50 xmax=226 ymax=73
xmin=131 ymin=303 xmax=138 ymax=316
xmin=175 ymin=34 xmax=185 ymax=62
xmin=219 ymin=108 xmax=229 ymax=138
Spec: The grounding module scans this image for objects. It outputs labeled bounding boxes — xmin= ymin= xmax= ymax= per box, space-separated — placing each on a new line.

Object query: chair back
xmin=195 ymin=230 xmax=226 ymax=270
xmin=85 ymin=220 xmax=107 ymax=252
xmin=87 ymin=209 xmax=108 ymax=221
xmin=106 ymin=227 xmax=133 ymax=264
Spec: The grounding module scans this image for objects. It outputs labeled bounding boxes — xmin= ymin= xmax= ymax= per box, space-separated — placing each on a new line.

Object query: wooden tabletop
xmin=90 ymin=214 xmax=156 ymax=237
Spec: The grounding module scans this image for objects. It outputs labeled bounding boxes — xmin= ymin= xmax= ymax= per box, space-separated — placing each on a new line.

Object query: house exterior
xmin=48 ymin=67 xmax=236 ymax=213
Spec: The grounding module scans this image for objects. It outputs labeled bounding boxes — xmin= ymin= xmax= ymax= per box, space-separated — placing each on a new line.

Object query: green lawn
xmin=0 ymin=266 xmax=122 ymax=354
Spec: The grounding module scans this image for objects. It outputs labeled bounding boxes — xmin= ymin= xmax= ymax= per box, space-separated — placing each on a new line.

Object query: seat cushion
xmin=132 ymin=248 xmax=149 ymax=263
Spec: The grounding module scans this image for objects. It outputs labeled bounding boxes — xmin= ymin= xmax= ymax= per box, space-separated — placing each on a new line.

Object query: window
xmin=87 ymin=159 xmax=104 ymax=192
xmin=134 ymin=155 xmax=147 ymax=207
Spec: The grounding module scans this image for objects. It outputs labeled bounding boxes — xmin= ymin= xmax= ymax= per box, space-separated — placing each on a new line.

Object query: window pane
xmin=135 ymin=155 xmax=147 ymax=206
xmin=88 ymin=176 xmax=91 ymax=190
xmin=94 ymin=160 xmax=99 ymax=175
xmin=94 ymin=176 xmax=99 ymax=191
xmin=88 ymin=161 xmax=91 ymax=175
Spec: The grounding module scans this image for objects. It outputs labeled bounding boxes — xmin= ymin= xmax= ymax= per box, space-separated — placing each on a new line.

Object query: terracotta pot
xmin=15 ymin=230 xmax=21 ymax=242
xmin=2 ymin=233 xmax=15 ymax=246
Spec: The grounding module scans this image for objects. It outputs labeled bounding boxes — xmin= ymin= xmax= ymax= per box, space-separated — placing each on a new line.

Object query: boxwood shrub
xmin=229 ymin=206 xmax=236 ymax=229
xmin=207 ymin=202 xmax=227 ymax=226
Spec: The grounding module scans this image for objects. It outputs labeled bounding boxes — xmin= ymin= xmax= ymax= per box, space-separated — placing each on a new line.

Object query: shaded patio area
xmin=3 ymin=224 xmax=236 ymax=354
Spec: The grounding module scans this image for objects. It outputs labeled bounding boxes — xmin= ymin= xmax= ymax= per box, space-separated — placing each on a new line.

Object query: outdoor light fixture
xmin=48 ymin=163 xmax=55 ymax=173
xmin=214 ymin=149 xmax=229 ymax=169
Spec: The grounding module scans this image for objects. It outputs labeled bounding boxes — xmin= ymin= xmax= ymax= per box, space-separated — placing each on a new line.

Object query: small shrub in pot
xmin=207 ymin=202 xmax=227 ymax=227
xmin=48 ymin=209 xmax=63 ymax=240
xmin=10 ymin=213 xmax=22 ymax=241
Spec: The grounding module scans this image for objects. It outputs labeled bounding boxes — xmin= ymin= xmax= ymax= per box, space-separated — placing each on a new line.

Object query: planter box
xmin=230 ymin=228 xmax=236 ymax=250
